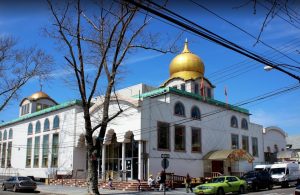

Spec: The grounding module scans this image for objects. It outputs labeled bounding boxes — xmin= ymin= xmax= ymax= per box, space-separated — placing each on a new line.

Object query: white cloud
xmin=124 ymin=53 xmax=164 ymax=65
xmin=251 ymin=108 xmax=300 ymax=133
xmin=0 ymin=17 xmax=27 ymax=26
xmin=48 ymin=53 xmax=163 ymax=79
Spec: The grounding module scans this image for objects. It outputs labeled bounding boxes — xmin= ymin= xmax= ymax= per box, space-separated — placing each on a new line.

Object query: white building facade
xmin=0 ymin=41 xmax=287 ymax=180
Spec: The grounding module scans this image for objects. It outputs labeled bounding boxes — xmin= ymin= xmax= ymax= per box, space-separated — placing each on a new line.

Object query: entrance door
xmin=125 ymin=159 xmax=132 ymax=179
xmin=212 ymin=160 xmax=224 ymax=174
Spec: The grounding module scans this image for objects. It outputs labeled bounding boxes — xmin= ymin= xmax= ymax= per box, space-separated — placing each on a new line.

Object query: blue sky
xmin=1 ymin=1 xmax=300 ymax=136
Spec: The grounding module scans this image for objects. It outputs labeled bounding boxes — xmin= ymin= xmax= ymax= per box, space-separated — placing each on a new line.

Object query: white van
xmin=254 ymin=164 xmax=272 ymax=172
xmin=270 ymin=162 xmax=300 ymax=187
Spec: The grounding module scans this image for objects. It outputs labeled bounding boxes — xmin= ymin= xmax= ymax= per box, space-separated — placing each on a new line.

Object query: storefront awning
xmin=203 ymin=149 xmax=254 ymax=163
xmin=277 ymin=150 xmax=299 ymax=159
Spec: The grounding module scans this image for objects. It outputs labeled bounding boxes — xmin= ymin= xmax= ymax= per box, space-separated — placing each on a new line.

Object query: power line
xmin=257 ymin=0 xmax=300 ymax=30
xmin=190 ymin=0 xmax=300 ymax=65
xmin=212 ymin=41 xmax=300 ymax=83
xmin=124 ymin=0 xmax=300 ymax=82
xmin=208 ymin=38 xmax=300 ymax=80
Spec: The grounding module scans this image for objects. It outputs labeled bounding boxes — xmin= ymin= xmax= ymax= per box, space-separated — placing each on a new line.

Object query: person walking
xmin=108 ymin=175 xmax=113 ymax=190
xmin=159 ymin=170 xmax=166 ymax=191
xmin=148 ymin=175 xmax=155 ymax=188
xmin=185 ymin=173 xmax=193 ymax=193
xmin=137 ymin=179 xmax=142 ymax=191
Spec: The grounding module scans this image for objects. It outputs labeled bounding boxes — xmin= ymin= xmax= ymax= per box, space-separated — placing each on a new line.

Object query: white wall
xmin=141 ymin=92 xmax=264 ymax=177
xmin=263 ymin=126 xmax=287 ymax=153
xmin=0 ymin=106 xmax=79 ymax=178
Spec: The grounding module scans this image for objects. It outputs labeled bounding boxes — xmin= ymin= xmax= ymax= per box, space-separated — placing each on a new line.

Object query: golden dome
xmin=169 ymin=40 xmax=204 ymax=80
xmin=28 ymin=91 xmax=50 ymax=101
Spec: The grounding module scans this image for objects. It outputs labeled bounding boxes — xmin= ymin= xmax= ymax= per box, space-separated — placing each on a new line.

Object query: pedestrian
xmin=159 ymin=170 xmax=166 ymax=191
xmin=108 ymin=175 xmax=113 ymax=190
xmin=137 ymin=179 xmax=142 ymax=191
xmin=185 ymin=173 xmax=193 ymax=193
xmin=148 ymin=174 xmax=155 ymax=188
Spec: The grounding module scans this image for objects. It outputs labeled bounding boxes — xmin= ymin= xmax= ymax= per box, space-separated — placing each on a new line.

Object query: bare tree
xmin=46 ymin=0 xmax=175 ymax=194
xmin=238 ymin=0 xmax=300 ymax=44
xmin=0 ymin=36 xmax=52 ymax=113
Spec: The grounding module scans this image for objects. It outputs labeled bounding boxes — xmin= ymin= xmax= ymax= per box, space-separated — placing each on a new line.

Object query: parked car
xmin=2 ymin=176 xmax=37 ymax=192
xmin=254 ymin=164 xmax=272 ymax=172
xmin=295 ymin=184 xmax=300 ymax=195
xmin=194 ymin=176 xmax=247 ymax=195
xmin=242 ymin=170 xmax=273 ymax=191
xmin=270 ymin=162 xmax=300 ymax=187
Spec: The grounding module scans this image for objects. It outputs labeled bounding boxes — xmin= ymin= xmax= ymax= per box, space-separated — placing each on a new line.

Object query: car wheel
xmin=268 ymin=183 xmax=273 ymax=190
xmin=281 ymin=182 xmax=288 ymax=188
xmin=13 ymin=185 xmax=18 ymax=192
xmin=239 ymin=185 xmax=245 ymax=194
xmin=252 ymin=184 xmax=258 ymax=192
xmin=216 ymin=187 xmax=225 ymax=195
xmin=2 ymin=184 xmax=6 ymax=191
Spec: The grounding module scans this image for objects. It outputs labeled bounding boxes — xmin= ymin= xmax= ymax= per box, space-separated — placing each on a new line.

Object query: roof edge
xmin=132 ymin=87 xmax=249 ymax=115
xmin=0 ymin=100 xmax=82 ymax=128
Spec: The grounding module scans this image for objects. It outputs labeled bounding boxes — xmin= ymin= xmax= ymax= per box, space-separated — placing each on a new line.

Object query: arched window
xmin=267 ymin=146 xmax=271 ymax=153
xmin=274 ymin=144 xmax=279 ymax=153
xmin=0 ymin=132 xmax=2 ymax=141
xmin=53 ymin=115 xmax=60 ymax=129
xmin=28 ymin=123 xmax=33 ymax=135
xmin=191 ymin=106 xmax=201 ymax=120
xmin=174 ymin=102 xmax=185 ymax=116
xmin=241 ymin=118 xmax=248 ymax=130
xmin=44 ymin=118 xmax=50 ymax=131
xmin=36 ymin=121 xmax=41 ymax=134
xmin=8 ymin=128 xmax=13 ymax=139
xmin=3 ymin=130 xmax=7 ymax=140
xmin=230 ymin=116 xmax=238 ymax=128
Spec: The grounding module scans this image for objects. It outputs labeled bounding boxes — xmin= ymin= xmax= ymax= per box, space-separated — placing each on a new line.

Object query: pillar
xmin=122 ymin=142 xmax=126 ymax=180
xmin=101 ymin=144 xmax=106 ymax=180
xmin=138 ymin=140 xmax=143 ymax=180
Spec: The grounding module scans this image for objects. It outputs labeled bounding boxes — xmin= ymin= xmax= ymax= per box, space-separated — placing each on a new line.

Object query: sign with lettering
xmin=161 ymin=154 xmax=170 ymax=158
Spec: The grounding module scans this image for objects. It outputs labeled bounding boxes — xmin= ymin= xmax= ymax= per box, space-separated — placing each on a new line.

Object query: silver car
xmin=2 ymin=176 xmax=37 ymax=192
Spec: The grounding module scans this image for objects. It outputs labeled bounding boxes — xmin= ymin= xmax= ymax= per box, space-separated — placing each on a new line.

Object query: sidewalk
xmin=37 ymin=184 xmax=189 ymax=195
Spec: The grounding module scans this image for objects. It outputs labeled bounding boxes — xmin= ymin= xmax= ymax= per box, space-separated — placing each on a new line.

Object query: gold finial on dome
xmin=182 ymin=38 xmax=191 ymax=53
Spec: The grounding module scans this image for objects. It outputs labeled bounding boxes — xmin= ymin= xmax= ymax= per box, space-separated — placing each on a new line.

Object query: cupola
xmin=169 ymin=39 xmax=205 ymax=80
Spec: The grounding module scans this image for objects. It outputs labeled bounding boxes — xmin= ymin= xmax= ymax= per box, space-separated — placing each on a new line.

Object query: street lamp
xmin=264 ymin=65 xmax=273 ymax=71
xmin=263 ymin=64 xmax=300 ymax=82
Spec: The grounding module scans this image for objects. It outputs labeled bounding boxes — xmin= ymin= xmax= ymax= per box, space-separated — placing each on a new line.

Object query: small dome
xmin=28 ymin=91 xmax=51 ymax=101
xmin=19 ymin=91 xmax=57 ymax=107
xmin=169 ymin=40 xmax=204 ymax=80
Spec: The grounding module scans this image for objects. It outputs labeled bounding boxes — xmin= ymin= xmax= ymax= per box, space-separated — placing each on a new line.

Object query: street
xmin=0 ymin=185 xmax=297 ymax=195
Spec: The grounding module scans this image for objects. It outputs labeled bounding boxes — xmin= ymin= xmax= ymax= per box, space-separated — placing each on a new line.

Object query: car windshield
xmin=18 ymin=177 xmax=31 ymax=181
xmin=242 ymin=172 xmax=255 ymax=179
xmin=270 ymin=168 xmax=285 ymax=175
xmin=254 ymin=168 xmax=263 ymax=171
xmin=210 ymin=177 xmax=225 ymax=183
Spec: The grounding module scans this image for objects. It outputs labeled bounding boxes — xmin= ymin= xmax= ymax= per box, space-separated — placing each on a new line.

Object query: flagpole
xmin=225 ymin=86 xmax=228 ymax=108
xmin=200 ymin=77 xmax=205 ymax=101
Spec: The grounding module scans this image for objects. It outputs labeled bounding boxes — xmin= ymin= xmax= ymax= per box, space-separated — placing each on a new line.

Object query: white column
xmin=122 ymin=142 xmax=126 ymax=180
xmin=138 ymin=140 xmax=143 ymax=180
xmin=101 ymin=144 xmax=106 ymax=180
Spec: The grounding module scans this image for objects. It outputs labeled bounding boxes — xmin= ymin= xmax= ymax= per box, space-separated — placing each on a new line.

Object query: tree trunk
xmin=87 ymin=145 xmax=99 ymax=195
xmin=83 ymin=106 xmax=100 ymax=195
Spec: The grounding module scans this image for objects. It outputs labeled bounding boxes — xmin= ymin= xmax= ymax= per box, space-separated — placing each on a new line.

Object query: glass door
xmin=125 ymin=159 xmax=132 ymax=179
